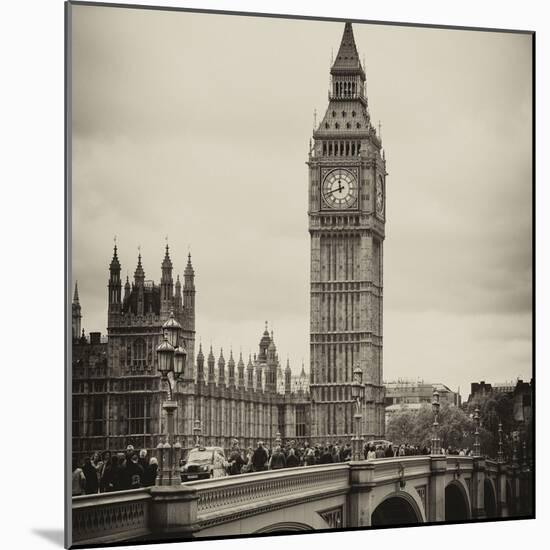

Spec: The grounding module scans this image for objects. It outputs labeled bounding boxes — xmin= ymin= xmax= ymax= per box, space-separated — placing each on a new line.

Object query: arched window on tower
xmin=133 ymin=338 xmax=146 ymax=370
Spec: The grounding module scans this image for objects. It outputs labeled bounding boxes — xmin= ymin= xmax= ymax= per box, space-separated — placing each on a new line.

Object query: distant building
xmin=383 ymin=380 xmax=460 ymax=427
xmin=467 ymin=379 xmax=532 ymax=424
xmin=384 ymin=380 xmax=461 ymax=407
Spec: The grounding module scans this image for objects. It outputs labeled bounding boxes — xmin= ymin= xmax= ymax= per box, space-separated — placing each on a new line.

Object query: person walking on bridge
xmin=252 ymin=441 xmax=268 ymax=472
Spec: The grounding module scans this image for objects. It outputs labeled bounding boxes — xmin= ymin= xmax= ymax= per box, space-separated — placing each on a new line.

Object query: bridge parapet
xmin=72 ymin=488 xmax=152 ymax=545
xmin=188 ymin=463 xmax=350 ymax=529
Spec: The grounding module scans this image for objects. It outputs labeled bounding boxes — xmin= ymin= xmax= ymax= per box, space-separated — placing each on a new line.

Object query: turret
xmin=196 ymin=343 xmax=205 ymax=383
xmin=285 ymin=358 xmax=292 ymax=395
xmin=72 ymin=282 xmax=82 ymax=341
xmin=255 ymin=362 xmax=263 ymax=392
xmin=108 ymin=245 xmax=122 ymax=322
xmin=207 ymin=346 xmax=216 ymax=385
xmin=237 ymin=352 xmax=245 ymax=389
xmin=174 ymin=274 xmax=182 ymax=314
xmin=134 ymin=252 xmax=145 ymax=316
xmin=217 ymin=349 xmax=226 ymax=386
xmin=183 ymin=253 xmax=195 ymax=332
xmin=246 ymin=355 xmax=254 ymax=389
xmin=123 ymin=275 xmax=131 ymax=302
xmin=266 ymin=332 xmax=278 ymax=393
xmin=227 ymin=350 xmax=236 ymax=388
xmin=160 ymin=244 xmax=174 ymax=318
xmin=258 ymin=321 xmax=271 ymax=363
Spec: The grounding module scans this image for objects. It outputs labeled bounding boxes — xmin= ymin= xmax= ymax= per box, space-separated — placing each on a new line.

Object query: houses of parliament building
xmin=71 ymin=22 xmax=387 ymax=457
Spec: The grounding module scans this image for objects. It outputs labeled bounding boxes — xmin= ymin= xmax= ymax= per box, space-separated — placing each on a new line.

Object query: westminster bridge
xmin=71 ymin=456 xmax=533 ymax=546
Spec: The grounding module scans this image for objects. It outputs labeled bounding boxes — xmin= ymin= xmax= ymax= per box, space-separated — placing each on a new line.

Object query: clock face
xmin=376 ymin=175 xmax=384 ymax=215
xmin=322 ymin=169 xmax=358 ymax=209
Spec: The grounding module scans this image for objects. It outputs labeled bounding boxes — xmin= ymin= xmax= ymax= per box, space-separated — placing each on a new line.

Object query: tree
xmin=385 ymin=403 xmax=493 ymax=454
xmin=385 ymin=406 xmax=417 ymax=445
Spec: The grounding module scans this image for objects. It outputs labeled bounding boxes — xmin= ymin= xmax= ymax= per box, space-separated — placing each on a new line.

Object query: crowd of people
xmin=72 ymin=446 xmax=158 ymax=496
xmin=73 ymin=439 xmax=477 ymax=495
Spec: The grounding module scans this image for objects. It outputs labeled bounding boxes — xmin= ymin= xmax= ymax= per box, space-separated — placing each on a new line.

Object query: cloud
xmin=70 ymin=6 xmax=532 ymax=393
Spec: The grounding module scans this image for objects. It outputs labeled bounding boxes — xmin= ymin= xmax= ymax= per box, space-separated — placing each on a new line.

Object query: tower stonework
xmin=308 ymin=23 xmax=386 ymax=442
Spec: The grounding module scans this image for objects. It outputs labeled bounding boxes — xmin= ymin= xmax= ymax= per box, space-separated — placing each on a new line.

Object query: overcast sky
xmin=71 ymin=5 xmax=532 ymax=398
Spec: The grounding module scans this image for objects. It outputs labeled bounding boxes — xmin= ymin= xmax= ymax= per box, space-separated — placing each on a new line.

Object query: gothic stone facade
xmin=72 ymin=246 xmax=310 ymax=458
xmin=308 ymin=23 xmax=386 ymax=441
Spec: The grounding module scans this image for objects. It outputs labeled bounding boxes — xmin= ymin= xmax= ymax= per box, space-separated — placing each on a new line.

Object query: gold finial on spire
xmin=313 ymin=108 xmax=317 ymax=129
xmin=378 ymin=120 xmax=382 ymax=141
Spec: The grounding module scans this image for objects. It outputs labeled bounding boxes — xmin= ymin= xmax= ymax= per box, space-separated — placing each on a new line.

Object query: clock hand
xmin=325 ymin=184 xmax=344 ymax=196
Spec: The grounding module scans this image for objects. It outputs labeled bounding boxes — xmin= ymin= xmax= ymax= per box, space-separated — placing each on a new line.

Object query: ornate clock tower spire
xmin=308 ymin=22 xmax=386 ymax=442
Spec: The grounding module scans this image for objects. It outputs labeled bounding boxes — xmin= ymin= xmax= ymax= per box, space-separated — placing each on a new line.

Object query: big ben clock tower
xmin=308 ymin=22 xmax=386 ymax=442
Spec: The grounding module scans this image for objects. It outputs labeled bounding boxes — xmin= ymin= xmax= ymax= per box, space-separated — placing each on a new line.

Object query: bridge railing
xmin=367 ymin=456 xmax=432 ymax=484
xmin=72 ymin=488 xmax=152 ymax=545
xmin=186 ymin=463 xmax=350 ymax=528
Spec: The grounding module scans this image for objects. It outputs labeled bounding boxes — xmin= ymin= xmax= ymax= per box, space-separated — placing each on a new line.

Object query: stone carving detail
xmin=318 ymin=506 xmax=343 ymax=529
xmin=415 ymin=485 xmax=427 ymax=512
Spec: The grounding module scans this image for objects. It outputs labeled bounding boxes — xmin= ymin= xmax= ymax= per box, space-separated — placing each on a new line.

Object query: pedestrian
xmin=138 ymin=449 xmax=149 ymax=470
xmin=143 ymin=457 xmax=158 ymax=486
xmin=251 ymin=441 xmax=268 ymax=472
xmin=367 ymin=446 xmax=376 ymax=461
xmin=101 ymin=454 xmax=120 ymax=492
xmin=229 ymin=446 xmax=245 ymax=475
xmin=375 ymin=445 xmax=385 ymax=458
xmin=385 ymin=444 xmax=394 ymax=458
xmin=342 ymin=443 xmax=352 ymax=461
xmin=286 ymin=448 xmax=300 ymax=468
xmin=269 ymin=446 xmax=287 ymax=470
xmin=320 ymin=446 xmax=334 ymax=464
xmin=124 ymin=453 xmax=144 ymax=489
xmin=82 ymin=456 xmax=99 ymax=494
xmin=304 ymin=447 xmax=316 ymax=466
xmin=72 ymin=458 xmax=86 ymax=496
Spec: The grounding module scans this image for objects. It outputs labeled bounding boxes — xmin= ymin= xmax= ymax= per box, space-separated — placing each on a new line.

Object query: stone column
xmin=471 ymin=457 xmax=486 ymax=519
xmin=149 ymin=486 xmax=200 ymax=539
xmin=511 ymin=464 xmax=521 ymax=516
xmin=428 ymin=456 xmax=447 ymax=522
xmin=497 ymin=463 xmax=509 ymax=517
xmin=348 ymin=461 xmax=375 ymax=527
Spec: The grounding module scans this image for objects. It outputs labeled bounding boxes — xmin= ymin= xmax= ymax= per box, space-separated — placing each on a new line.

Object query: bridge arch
xmin=484 ymin=478 xmax=497 ymax=518
xmin=371 ymin=491 xmax=424 ymax=526
xmin=254 ymin=522 xmax=314 ymax=534
xmin=445 ymin=480 xmax=471 ymax=521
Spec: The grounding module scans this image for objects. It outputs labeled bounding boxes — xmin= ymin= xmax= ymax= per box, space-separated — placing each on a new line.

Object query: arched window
xmin=335 ymin=122 xmax=339 ymax=129
xmin=133 ymin=338 xmax=146 ymax=369
xmin=325 ymin=122 xmax=329 ymax=129
xmin=332 ymin=110 xmax=336 ymax=117
xmin=342 ymin=110 xmax=346 ymax=118
xmin=356 ymin=123 xmax=361 ymax=129
xmin=346 ymin=122 xmax=351 ymax=129
xmin=352 ymin=110 xmax=356 ymax=117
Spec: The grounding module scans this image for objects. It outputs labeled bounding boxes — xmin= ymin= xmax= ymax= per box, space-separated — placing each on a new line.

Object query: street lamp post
xmin=351 ymin=367 xmax=365 ymax=461
xmin=511 ymin=431 xmax=518 ymax=467
xmin=473 ymin=407 xmax=481 ymax=457
xmin=193 ymin=419 xmax=202 ymax=448
xmin=156 ymin=310 xmax=187 ymax=485
xmin=431 ymin=389 xmax=441 ymax=455
xmin=497 ymin=421 xmax=504 ymax=463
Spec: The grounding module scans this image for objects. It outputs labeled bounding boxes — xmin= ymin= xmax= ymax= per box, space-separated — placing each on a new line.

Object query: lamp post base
xmin=157 ymin=400 xmax=182 ymax=486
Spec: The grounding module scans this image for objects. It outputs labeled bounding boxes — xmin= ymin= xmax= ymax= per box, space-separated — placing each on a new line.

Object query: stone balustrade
xmin=72 ymin=488 xmax=152 ymax=545
xmin=189 ymin=463 xmax=350 ymax=528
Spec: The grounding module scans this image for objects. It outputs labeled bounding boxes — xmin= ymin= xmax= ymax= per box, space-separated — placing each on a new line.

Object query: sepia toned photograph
xmin=66 ymin=2 xmax=534 ymax=547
